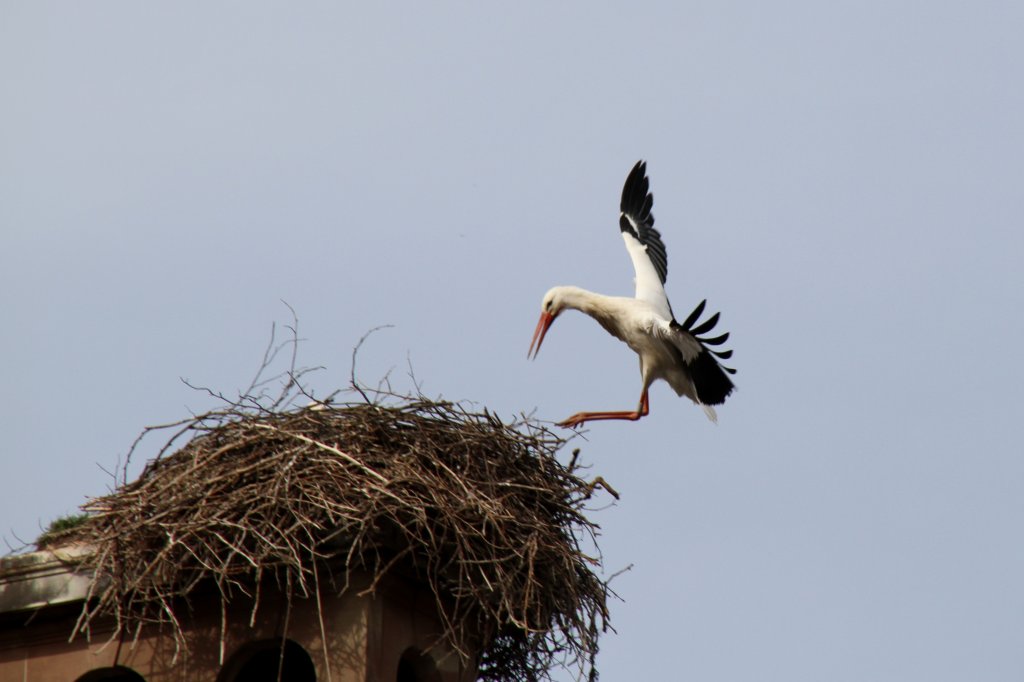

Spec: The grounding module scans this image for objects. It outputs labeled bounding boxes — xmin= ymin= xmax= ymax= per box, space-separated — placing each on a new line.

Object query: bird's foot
xmin=557 ymin=413 xmax=588 ymax=429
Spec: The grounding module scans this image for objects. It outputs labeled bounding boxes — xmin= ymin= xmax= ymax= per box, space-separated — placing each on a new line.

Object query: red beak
xmin=528 ymin=311 xmax=556 ymax=359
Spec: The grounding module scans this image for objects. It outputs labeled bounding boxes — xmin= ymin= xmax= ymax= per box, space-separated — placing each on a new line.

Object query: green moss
xmin=36 ymin=513 xmax=91 ymax=548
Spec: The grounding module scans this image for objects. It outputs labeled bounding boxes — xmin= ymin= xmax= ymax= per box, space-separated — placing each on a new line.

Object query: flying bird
xmin=528 ymin=160 xmax=736 ymax=428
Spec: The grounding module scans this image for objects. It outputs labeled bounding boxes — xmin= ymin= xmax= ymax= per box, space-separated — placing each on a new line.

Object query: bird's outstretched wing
xmin=669 ymin=298 xmax=737 ymax=406
xmin=619 ymin=160 xmax=671 ymax=318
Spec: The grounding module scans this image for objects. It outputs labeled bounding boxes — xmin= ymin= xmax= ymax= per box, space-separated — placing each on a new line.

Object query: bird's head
xmin=528 ymin=287 xmax=567 ymax=359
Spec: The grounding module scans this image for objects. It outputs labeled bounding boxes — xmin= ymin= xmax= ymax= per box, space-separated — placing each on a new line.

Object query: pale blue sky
xmin=3 ymin=2 xmax=1023 ymax=680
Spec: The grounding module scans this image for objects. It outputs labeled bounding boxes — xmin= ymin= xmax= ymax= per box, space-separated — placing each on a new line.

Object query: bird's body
xmin=529 ymin=161 xmax=736 ymax=427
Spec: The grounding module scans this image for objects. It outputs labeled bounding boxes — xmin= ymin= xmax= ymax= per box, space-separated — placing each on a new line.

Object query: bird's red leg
xmin=558 ymin=389 xmax=650 ymax=428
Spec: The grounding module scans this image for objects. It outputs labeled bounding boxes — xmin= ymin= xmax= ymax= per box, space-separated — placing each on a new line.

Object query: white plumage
xmin=529 ymin=161 xmax=736 ymax=428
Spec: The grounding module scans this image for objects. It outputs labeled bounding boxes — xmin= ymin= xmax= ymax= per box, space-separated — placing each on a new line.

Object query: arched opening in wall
xmin=218 ymin=638 xmax=317 ymax=682
xmin=75 ymin=667 xmax=146 ymax=682
xmin=396 ymin=647 xmax=442 ymax=682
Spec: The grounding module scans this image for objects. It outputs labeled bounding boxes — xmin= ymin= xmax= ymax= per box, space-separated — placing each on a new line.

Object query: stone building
xmin=0 ymin=545 xmax=471 ymax=681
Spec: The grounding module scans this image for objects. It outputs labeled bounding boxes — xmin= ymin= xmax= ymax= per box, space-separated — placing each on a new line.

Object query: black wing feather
xmin=689 ymin=312 xmax=720 ymax=336
xmin=671 ymin=299 xmax=738 ymax=406
xmin=689 ymin=350 xmax=736 ymax=405
xmin=679 ymin=299 xmax=706 ymax=331
xmin=619 ymin=160 xmax=669 ymax=284
xmin=698 ymin=332 xmax=730 ymax=346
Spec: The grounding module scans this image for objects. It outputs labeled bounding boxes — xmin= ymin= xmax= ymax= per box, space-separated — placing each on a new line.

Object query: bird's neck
xmin=555 ymin=286 xmax=618 ymax=316
xmin=553 ymin=285 xmax=634 ymax=343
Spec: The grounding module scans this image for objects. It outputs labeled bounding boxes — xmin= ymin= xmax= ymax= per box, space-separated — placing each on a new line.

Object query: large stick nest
xmin=66 ymin=392 xmax=615 ymax=681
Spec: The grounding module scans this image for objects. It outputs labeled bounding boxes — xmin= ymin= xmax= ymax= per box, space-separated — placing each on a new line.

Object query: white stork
xmin=528 ymin=160 xmax=736 ymax=428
